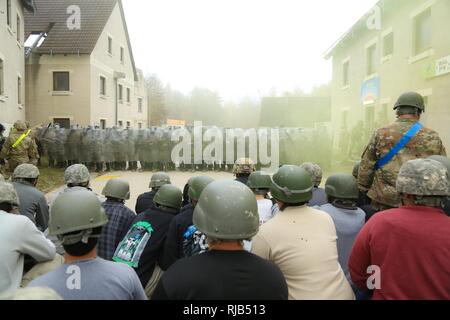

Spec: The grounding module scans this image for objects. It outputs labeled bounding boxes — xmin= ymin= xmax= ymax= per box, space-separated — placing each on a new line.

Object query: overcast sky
xmin=122 ymin=0 xmax=379 ymax=101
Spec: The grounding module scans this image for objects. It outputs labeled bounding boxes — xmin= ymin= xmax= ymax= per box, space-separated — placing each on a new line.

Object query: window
xmin=366 ymin=44 xmax=377 ymax=76
xmin=118 ymin=84 xmax=123 ymax=101
xmin=6 ymin=0 xmax=12 ymax=27
xmin=138 ymin=98 xmax=143 ymax=113
xmin=108 ymin=36 xmax=113 ymax=55
xmin=118 ymin=120 xmax=123 ymax=128
xmin=120 ymin=47 xmax=124 ymax=63
xmin=126 ymin=87 xmax=131 ymax=103
xmin=17 ymin=76 xmax=21 ymax=104
xmin=138 ymin=123 xmax=142 ymax=129
xmin=100 ymin=76 xmax=106 ymax=95
xmin=16 ymin=14 xmax=21 ymax=43
xmin=100 ymin=119 xmax=106 ymax=129
xmin=54 ymin=118 xmax=70 ymax=129
xmin=383 ymin=32 xmax=394 ymax=57
xmin=342 ymin=61 xmax=349 ymax=87
xmin=53 ymin=72 xmax=70 ymax=91
xmin=0 ymin=59 xmax=4 ymax=96
xmin=126 ymin=121 xmax=131 ymax=128
xmin=413 ymin=9 xmax=431 ymax=55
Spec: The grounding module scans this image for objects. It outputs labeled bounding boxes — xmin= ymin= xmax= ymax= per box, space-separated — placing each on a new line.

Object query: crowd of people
xmin=0 ymin=91 xmax=449 ymax=300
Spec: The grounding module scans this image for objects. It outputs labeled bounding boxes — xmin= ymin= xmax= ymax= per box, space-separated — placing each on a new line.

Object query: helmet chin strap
xmin=59 ymin=229 xmax=100 ymax=245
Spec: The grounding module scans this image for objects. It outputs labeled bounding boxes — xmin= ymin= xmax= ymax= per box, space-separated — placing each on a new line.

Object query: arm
xmin=348 ymin=222 xmax=373 ymax=292
xmin=19 ymin=218 xmax=56 ymax=262
xmin=358 ymin=132 xmax=378 ymax=192
xmin=251 ymin=233 xmax=272 ymax=261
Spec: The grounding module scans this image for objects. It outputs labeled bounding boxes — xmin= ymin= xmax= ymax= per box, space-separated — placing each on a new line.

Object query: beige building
xmin=326 ymin=0 xmax=450 ymax=158
xmin=24 ymin=0 xmax=148 ymax=129
xmin=0 ymin=0 xmax=35 ymax=129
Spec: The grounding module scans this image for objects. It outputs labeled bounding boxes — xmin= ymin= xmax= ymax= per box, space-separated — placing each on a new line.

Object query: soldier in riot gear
xmin=160 ymin=176 xmax=214 ymax=271
xmin=349 ymin=159 xmax=450 ymax=300
xmin=316 ymin=173 xmax=366 ymax=284
xmin=28 ymin=190 xmax=147 ymax=300
xmin=358 ymin=92 xmax=447 ymax=211
xmin=152 ymin=180 xmax=288 ymax=300
xmin=135 ymin=172 xmax=171 ymax=214
xmin=252 ymin=165 xmax=355 ymax=300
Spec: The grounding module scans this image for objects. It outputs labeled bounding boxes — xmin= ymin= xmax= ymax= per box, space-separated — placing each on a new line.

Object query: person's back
xmin=135 ymin=190 xmax=156 ymax=214
xmin=12 ymin=181 xmax=49 ymax=231
xmin=0 ymin=211 xmax=55 ymax=295
xmin=257 ymin=198 xmax=274 ymax=224
xmin=253 ymin=205 xmax=354 ymax=300
xmin=317 ymin=203 xmax=365 ymax=281
xmin=153 ymin=250 xmax=288 ymax=300
xmin=308 ymin=187 xmax=327 ymax=206
xmin=349 ymin=206 xmax=450 ymax=300
xmin=29 ymin=257 xmax=146 ymax=300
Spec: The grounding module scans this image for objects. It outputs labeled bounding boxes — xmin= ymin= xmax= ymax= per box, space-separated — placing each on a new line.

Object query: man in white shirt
xmin=0 ymin=182 xmax=56 ymax=297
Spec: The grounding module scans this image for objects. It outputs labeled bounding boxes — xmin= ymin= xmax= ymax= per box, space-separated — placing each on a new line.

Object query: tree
xmin=145 ymin=74 xmax=166 ymax=126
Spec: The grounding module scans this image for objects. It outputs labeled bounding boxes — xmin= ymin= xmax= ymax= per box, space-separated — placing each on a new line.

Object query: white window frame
xmin=107 ymin=34 xmax=113 ymax=56
xmin=138 ymin=97 xmax=143 ymax=113
xmin=341 ymin=57 xmax=350 ymax=90
xmin=16 ymin=12 xmax=22 ymax=46
xmin=364 ymin=37 xmax=378 ymax=79
xmin=99 ymin=74 xmax=107 ymax=97
xmin=51 ymin=70 xmax=72 ymax=95
xmin=120 ymin=46 xmax=125 ymax=64
xmin=409 ymin=0 xmax=435 ymax=64
xmin=118 ymin=83 xmax=123 ymax=103
xmin=381 ymin=27 xmax=394 ymax=63
xmin=126 ymin=87 xmax=131 ymax=104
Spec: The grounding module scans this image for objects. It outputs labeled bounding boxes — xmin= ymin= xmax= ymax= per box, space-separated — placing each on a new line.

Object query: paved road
xmin=89 ymin=171 xmax=234 ymax=211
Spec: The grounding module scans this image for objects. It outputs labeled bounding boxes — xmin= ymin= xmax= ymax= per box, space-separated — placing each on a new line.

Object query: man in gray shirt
xmin=12 ymin=164 xmax=49 ymax=231
xmin=29 ymin=189 xmax=146 ymax=300
xmin=316 ymin=174 xmax=366 ymax=282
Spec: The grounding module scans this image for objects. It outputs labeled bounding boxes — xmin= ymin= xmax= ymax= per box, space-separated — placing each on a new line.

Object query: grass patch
xmin=37 ymin=167 xmax=65 ymax=194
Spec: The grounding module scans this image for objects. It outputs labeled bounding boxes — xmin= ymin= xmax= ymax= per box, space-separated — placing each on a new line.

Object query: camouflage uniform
xmin=358 ymin=118 xmax=447 ymax=209
xmin=0 ymin=121 xmax=39 ymax=175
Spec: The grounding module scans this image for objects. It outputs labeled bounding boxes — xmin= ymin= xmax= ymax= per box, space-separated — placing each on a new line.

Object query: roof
xmin=24 ymin=0 xmax=137 ymax=80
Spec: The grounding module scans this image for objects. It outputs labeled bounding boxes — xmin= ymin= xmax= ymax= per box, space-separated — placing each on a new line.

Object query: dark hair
xmin=252 ymin=188 xmax=269 ymax=196
xmin=236 ymin=173 xmax=251 ymax=178
xmin=14 ymin=177 xmax=38 ymax=186
xmin=67 ymin=182 xmax=89 ymax=188
xmin=106 ymin=196 xmax=124 ymax=203
xmin=0 ymin=203 xmax=14 ymax=213
xmin=327 ymin=196 xmax=358 ymax=210
xmin=63 ymin=227 xmax=102 ymax=257
xmin=396 ymin=106 xmax=422 ymax=116
xmin=0 ymin=124 xmax=5 ymax=132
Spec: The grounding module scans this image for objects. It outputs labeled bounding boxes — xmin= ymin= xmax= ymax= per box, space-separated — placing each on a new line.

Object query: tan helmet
xmin=13 ymin=164 xmax=40 ymax=180
xmin=64 ymin=164 xmax=90 ymax=185
xmin=233 ymin=158 xmax=256 ymax=175
xmin=0 ymin=182 xmax=20 ymax=206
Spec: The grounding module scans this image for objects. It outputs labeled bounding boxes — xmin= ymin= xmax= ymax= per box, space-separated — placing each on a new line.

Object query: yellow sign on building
xmin=166 ymin=119 xmax=186 ymax=126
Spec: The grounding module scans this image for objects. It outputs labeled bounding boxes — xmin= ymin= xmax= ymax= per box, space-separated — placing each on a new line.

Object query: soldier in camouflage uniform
xmin=300 ymin=162 xmax=327 ymax=206
xmin=233 ymin=157 xmax=256 ymax=185
xmin=358 ymin=92 xmax=447 ymax=211
xmin=0 ymin=121 xmax=39 ymax=176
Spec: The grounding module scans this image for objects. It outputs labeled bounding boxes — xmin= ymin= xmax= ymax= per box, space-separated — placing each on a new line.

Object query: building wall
xmin=90 ymin=3 xmax=145 ymax=129
xmin=331 ymin=0 xmax=450 ymax=155
xmin=0 ymin=0 xmax=26 ymax=129
xmin=25 ymin=54 xmax=91 ymax=127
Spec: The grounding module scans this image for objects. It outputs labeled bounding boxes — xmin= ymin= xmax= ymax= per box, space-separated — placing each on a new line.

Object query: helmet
xmin=64 ymin=164 xmax=90 ymax=185
xmin=427 ymin=155 xmax=450 ymax=180
xmin=247 ymin=171 xmax=271 ymax=190
xmin=300 ymin=162 xmax=323 ymax=187
xmin=102 ymin=178 xmax=130 ymax=200
xmin=270 ymin=165 xmax=313 ymax=204
xmin=153 ymin=184 xmax=183 ymax=210
xmin=13 ymin=120 xmax=27 ymax=131
xmin=352 ymin=161 xmax=361 ymax=179
xmin=48 ymin=190 xmax=108 ymax=243
xmin=193 ymin=180 xmax=259 ymax=240
xmin=149 ymin=172 xmax=171 ymax=188
xmin=325 ymin=174 xmax=359 ymax=200
xmin=188 ymin=176 xmax=214 ymax=202
xmin=0 ymin=182 xmax=20 ymax=206
xmin=233 ymin=158 xmax=256 ymax=175
xmin=394 ymin=92 xmax=425 ymax=112
xmin=396 ymin=159 xmax=450 ymax=196
xmin=13 ymin=164 xmax=40 ymax=179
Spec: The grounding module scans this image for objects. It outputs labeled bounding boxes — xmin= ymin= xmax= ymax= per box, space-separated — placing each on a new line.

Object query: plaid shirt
xmin=98 ymin=200 xmax=136 ymax=260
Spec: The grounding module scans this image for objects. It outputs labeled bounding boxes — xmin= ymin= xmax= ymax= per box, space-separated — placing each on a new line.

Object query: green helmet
xmin=188 ymin=176 xmax=214 ymax=202
xmin=394 ymin=92 xmax=425 ymax=112
xmin=0 ymin=182 xmax=20 ymax=206
xmin=48 ymin=190 xmax=108 ymax=244
xmin=352 ymin=161 xmax=361 ymax=179
xmin=13 ymin=164 xmax=40 ymax=179
xmin=325 ymin=174 xmax=359 ymax=200
xmin=396 ymin=159 xmax=449 ymax=196
xmin=427 ymin=155 xmax=450 ymax=180
xmin=102 ymin=178 xmax=130 ymax=200
xmin=193 ymin=180 xmax=259 ymax=240
xmin=247 ymin=171 xmax=271 ymax=190
xmin=233 ymin=158 xmax=256 ymax=175
xmin=153 ymin=184 xmax=183 ymax=210
xmin=270 ymin=165 xmax=313 ymax=204
xmin=64 ymin=164 xmax=90 ymax=185
xmin=149 ymin=172 xmax=171 ymax=188
xmin=300 ymin=162 xmax=323 ymax=187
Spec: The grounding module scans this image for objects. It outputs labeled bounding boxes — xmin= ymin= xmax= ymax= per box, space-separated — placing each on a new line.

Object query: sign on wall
xmin=425 ymin=55 xmax=450 ymax=78
xmin=360 ymin=76 xmax=380 ymax=106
